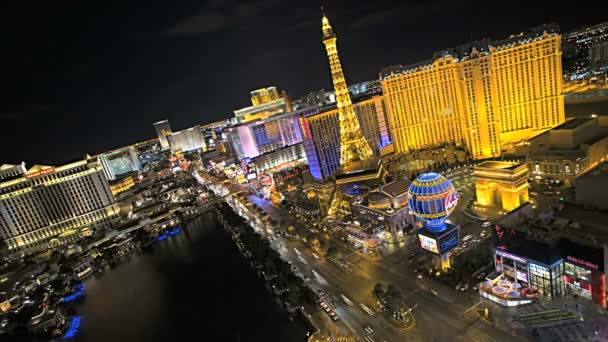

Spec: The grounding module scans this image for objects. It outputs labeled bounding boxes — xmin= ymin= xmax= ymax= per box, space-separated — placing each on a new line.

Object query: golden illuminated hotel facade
xmin=0 ymin=159 xmax=119 ymax=251
xmin=381 ymin=24 xmax=565 ymax=159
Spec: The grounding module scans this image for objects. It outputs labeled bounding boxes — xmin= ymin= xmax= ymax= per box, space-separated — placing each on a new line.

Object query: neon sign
xmin=495 ymin=249 xmax=527 ymax=264
xmin=566 ymin=256 xmax=599 ymax=270
xmin=444 ymin=190 xmax=458 ymax=211
xmin=26 ymin=167 xmax=55 ymax=179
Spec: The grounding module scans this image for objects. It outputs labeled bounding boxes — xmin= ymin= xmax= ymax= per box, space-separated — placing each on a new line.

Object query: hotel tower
xmin=381 ymin=25 xmax=565 ymax=159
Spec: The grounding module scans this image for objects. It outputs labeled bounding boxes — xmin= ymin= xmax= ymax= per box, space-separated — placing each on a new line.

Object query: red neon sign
xmin=444 ymin=190 xmax=458 ymax=211
xmin=25 ymin=168 xmax=55 ymax=179
xmin=567 ymin=256 xmax=599 ymax=270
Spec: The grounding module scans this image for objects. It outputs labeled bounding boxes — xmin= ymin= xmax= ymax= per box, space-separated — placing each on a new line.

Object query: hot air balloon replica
xmin=408 ymin=173 xmax=460 ymax=270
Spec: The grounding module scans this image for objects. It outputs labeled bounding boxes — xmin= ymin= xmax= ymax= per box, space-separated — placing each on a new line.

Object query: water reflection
xmin=74 ymin=213 xmax=306 ymax=341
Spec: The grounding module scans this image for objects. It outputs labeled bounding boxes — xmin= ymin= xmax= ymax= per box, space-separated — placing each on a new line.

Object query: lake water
xmin=73 ymin=212 xmax=307 ymax=341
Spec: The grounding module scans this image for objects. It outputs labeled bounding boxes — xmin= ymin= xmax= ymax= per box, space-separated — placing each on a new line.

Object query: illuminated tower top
xmin=321 ymin=11 xmax=373 ymax=172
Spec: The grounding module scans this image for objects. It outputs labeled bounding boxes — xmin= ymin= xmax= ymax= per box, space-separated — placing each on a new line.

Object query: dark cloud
xmin=2 ymin=0 xmax=605 ymax=164
xmin=348 ymin=2 xmax=443 ymax=30
xmin=164 ymin=0 xmax=279 ymax=36
xmin=0 ymin=105 xmax=52 ymax=121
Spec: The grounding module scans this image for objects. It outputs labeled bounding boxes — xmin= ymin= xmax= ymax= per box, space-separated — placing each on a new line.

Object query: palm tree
xmin=385 ymin=284 xmax=402 ymax=314
xmin=371 ymin=283 xmax=386 ymax=309
xmin=326 ymin=246 xmax=342 ymax=260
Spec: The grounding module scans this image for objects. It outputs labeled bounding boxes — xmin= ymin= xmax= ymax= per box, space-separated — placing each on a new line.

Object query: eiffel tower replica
xmin=321 ymin=10 xmax=387 ymax=217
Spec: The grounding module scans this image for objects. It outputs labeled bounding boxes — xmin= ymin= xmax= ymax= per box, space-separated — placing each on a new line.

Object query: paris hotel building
xmin=381 ymin=24 xmax=565 ymax=159
xmin=0 ymin=158 xmax=119 ymax=252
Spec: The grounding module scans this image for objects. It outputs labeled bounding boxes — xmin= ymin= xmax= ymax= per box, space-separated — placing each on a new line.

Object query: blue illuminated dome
xmin=408 ymin=172 xmax=458 ymax=232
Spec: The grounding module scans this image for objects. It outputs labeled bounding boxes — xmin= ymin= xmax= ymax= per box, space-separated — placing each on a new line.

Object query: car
xmin=463 ymin=234 xmax=474 ymax=242
xmin=303 ymin=276 xmax=311 ymax=282
xmin=455 ymin=284 xmax=462 ymax=291
xmin=318 ymin=290 xmax=325 ymax=297
xmin=324 ymin=307 xmax=331 ymax=313
xmin=311 ymin=253 xmax=319 ymax=260
xmin=480 ymin=230 xmax=487 ymax=237
xmin=460 ymin=284 xmax=469 ymax=292
xmin=320 ymin=302 xmax=327 ymax=308
xmin=473 ymin=284 xmax=479 ymax=291
xmin=417 ymin=274 xmax=423 ymax=279
xmin=482 ymin=221 xmax=492 ymax=227
xmin=331 ymin=315 xmax=339 ymax=321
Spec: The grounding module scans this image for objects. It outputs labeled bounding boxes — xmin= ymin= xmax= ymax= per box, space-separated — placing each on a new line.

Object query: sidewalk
xmin=484 ymin=294 xmax=608 ymax=341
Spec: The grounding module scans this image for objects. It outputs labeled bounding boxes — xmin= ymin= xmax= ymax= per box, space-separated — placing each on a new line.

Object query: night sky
xmin=1 ymin=0 xmax=604 ymax=164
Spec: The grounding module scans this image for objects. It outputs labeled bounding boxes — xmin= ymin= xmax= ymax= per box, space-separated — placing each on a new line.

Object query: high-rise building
xmin=293 ymin=80 xmax=383 ymax=110
xmin=321 ymin=12 xmax=373 ymax=171
xmin=153 ymin=120 xmax=173 ymax=150
xmin=167 ymin=125 xmax=206 ymax=153
xmin=226 ymin=107 xmax=314 ymax=174
xmin=98 ymin=146 xmax=142 ymax=181
xmin=299 ymin=109 xmax=341 ymax=180
xmin=227 ymin=108 xmax=310 ymax=160
xmin=562 ymin=22 xmax=608 ymax=80
xmin=0 ymin=158 xmax=119 ymax=251
xmin=233 ymin=87 xmax=292 ymax=123
xmin=199 ymin=120 xmax=227 ymax=151
xmin=382 ymin=24 xmax=564 ymax=159
xmin=299 ymin=95 xmax=393 ymax=181
xmin=250 ymin=87 xmax=280 ymax=106
xmin=0 ymin=163 xmax=26 ymax=181
xmin=353 ymin=95 xmax=393 ymax=156
xmin=590 ymin=40 xmax=608 ymax=75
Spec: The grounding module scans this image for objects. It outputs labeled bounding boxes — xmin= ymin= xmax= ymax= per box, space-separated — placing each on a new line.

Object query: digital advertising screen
xmin=418 ymin=234 xmax=439 ymax=254
xmin=516 ymin=270 xmax=529 ymax=284
xmin=438 ymin=228 xmax=459 ymax=254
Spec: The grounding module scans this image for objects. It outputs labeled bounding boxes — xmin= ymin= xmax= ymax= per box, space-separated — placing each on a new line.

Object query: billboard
xmin=418 ymin=234 xmax=439 ymax=254
xmin=438 ymin=228 xmax=459 ymax=254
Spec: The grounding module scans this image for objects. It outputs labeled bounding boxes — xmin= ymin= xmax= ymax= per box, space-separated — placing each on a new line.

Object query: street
xmin=246 ymin=194 xmax=521 ymax=341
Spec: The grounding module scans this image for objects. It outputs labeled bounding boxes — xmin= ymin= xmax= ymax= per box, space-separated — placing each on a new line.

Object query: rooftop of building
xmin=233 ymin=97 xmax=288 ymax=116
xmin=0 ymin=164 xmax=18 ymax=170
xmin=380 ymin=23 xmax=560 ymax=79
xmin=367 ymin=191 xmax=390 ymax=204
xmin=381 ymin=178 xmax=412 ymax=197
xmin=552 ymin=118 xmax=592 ymax=130
xmin=475 ymin=161 xmax=522 ymax=170
xmin=576 ymin=161 xmax=608 ymax=182
xmin=496 ymin=234 xmax=604 ymax=270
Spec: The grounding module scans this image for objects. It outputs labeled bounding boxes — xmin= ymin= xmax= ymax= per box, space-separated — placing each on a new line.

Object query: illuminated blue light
xmin=168 ymin=227 xmax=182 ymax=236
xmin=62 ymin=316 xmax=81 ymax=340
xmin=62 ymin=284 xmax=85 ymax=303
xmin=157 ymin=233 xmax=169 ymax=241
xmin=408 ymin=172 xmax=458 ymax=232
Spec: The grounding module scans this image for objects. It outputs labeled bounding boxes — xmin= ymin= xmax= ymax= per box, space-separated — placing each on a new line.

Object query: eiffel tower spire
xmin=321 ymin=11 xmax=373 ymax=172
